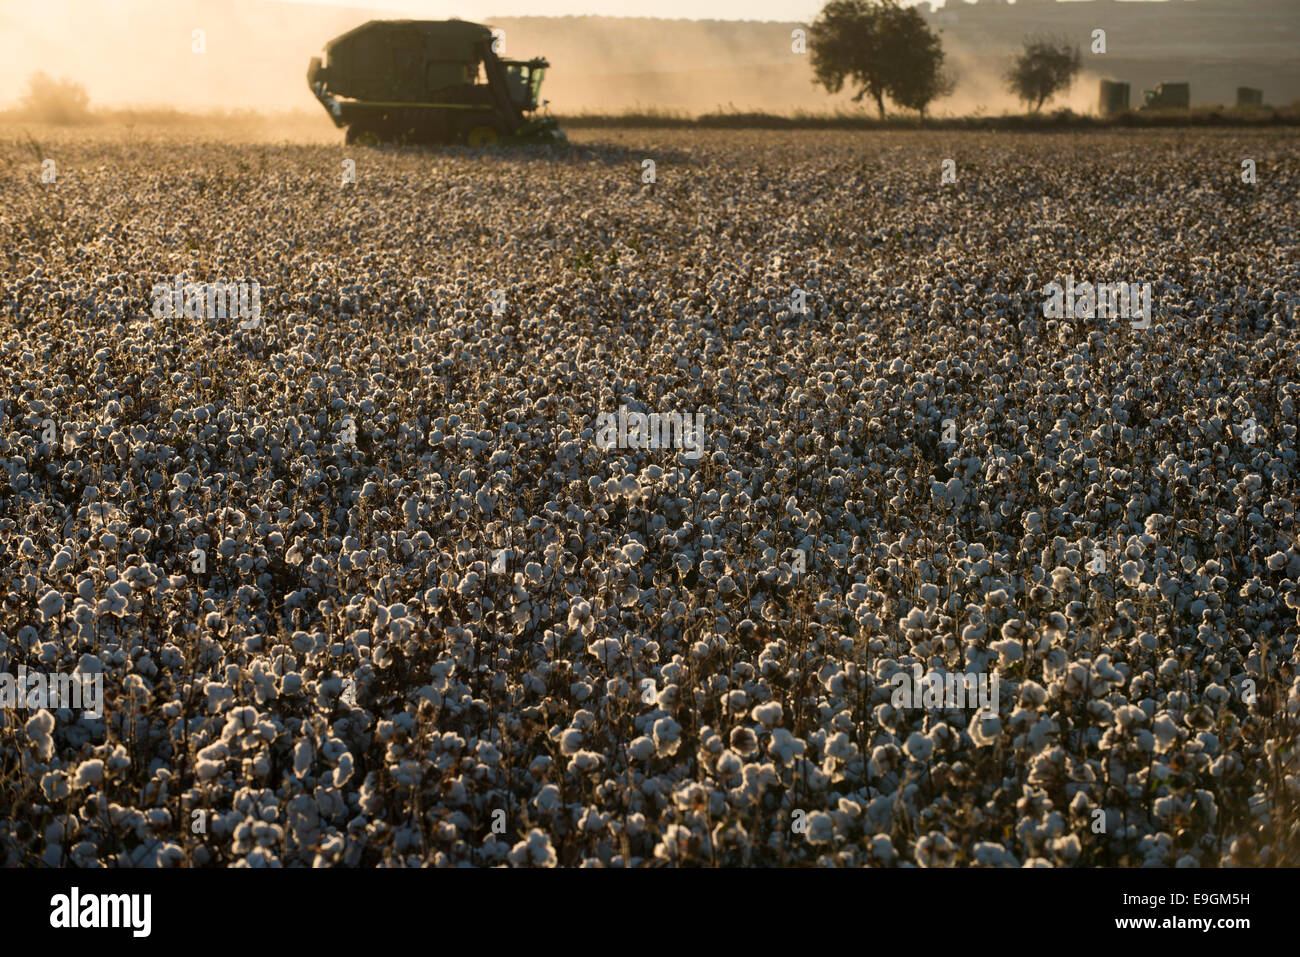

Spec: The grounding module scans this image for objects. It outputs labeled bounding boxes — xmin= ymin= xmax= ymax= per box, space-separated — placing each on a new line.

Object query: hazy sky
xmin=266 ymin=0 xmax=1156 ymax=26
xmin=268 ymin=0 xmax=886 ymax=25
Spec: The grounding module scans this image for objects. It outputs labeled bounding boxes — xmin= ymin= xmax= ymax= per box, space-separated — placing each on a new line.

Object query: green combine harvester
xmin=308 ymin=19 xmax=564 ymax=145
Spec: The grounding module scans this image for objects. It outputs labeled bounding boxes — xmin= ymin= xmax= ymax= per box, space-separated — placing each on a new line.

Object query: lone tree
xmin=1004 ymin=35 xmax=1081 ymax=112
xmin=809 ymin=0 xmax=952 ymax=118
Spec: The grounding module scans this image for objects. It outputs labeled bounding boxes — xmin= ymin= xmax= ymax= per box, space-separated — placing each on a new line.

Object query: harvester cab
xmin=502 ymin=58 xmax=549 ymax=112
xmin=308 ymin=19 xmax=564 ymax=146
xmin=1139 ymin=82 xmax=1190 ymax=111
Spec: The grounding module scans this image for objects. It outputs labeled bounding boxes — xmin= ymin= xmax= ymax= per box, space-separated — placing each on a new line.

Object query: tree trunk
xmin=874 ymin=90 xmax=885 ymax=119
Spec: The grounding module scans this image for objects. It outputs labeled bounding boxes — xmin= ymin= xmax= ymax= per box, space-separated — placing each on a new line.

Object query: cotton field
xmin=1 ymin=127 xmax=1298 ymax=867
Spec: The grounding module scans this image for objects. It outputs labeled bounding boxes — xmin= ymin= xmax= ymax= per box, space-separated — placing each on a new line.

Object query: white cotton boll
xmin=629 ymin=736 xmax=655 ymax=762
xmin=333 ymin=752 xmax=354 ymax=787
xmin=38 ymin=589 xmax=65 ymax=622
xmin=767 ymin=728 xmax=805 ymax=765
xmin=805 ymin=811 xmax=834 ymax=844
xmin=751 ymin=701 xmax=782 ymax=728
xmin=293 ymin=739 xmax=314 ymax=777
xmin=653 ymin=717 xmax=682 ymax=756
xmin=973 ymin=843 xmax=1019 ymax=867
xmin=1050 ymin=834 xmax=1081 ymax=864
xmin=722 ymin=690 xmax=748 ymax=715
xmin=969 ymin=711 xmax=1002 ymax=747
xmin=74 ymin=759 xmax=105 ymax=789
xmin=559 ymin=728 xmax=583 ymax=756
xmin=871 ymin=834 xmax=898 ymax=864
xmin=1152 ymin=713 xmax=1179 ymax=753
xmin=25 ymin=709 xmax=55 ymax=760
xmin=1120 ymin=561 xmax=1142 ymax=586
xmin=535 ymin=785 xmax=561 ymax=813
xmin=587 ymin=637 xmax=621 ymax=663
xmin=904 ymin=731 xmax=933 ymax=762
xmin=832 ymin=732 xmax=862 ymax=763
xmin=901 ymin=606 xmax=927 ymax=632
xmin=509 ymin=829 xmax=557 ymax=867
xmin=622 ymin=542 xmax=645 ymax=563
xmin=567 ymin=599 xmax=596 ymax=636
xmin=569 ymin=750 xmax=604 ymax=774
xmin=990 ymin=637 xmax=1022 ymax=667
xmin=1019 ymin=681 xmax=1047 ymax=708
xmin=1267 ymin=551 xmax=1286 ymax=571
xmin=717 ymin=750 xmax=743 ymax=776
xmin=915 ymin=832 xmax=956 ymax=867
xmin=41 ymin=770 xmax=70 ymax=801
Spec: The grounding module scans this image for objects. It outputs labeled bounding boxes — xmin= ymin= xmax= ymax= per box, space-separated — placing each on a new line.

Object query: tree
xmin=1004 ymin=36 xmax=1080 ymax=113
xmin=886 ymin=11 xmax=955 ymax=118
xmin=809 ymin=0 xmax=951 ymax=119
xmin=19 ymin=72 xmax=91 ymax=124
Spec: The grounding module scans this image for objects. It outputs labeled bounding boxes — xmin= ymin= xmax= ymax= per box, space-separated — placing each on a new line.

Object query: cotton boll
xmin=990 ymin=638 xmax=1022 ymax=667
xmin=559 ymin=728 xmax=584 ymax=756
xmin=969 ymin=711 xmax=1002 ymax=747
xmin=74 ymin=759 xmax=105 ymax=789
xmin=805 ymin=811 xmax=834 ymax=844
xmin=751 ymin=701 xmax=782 ymax=728
xmin=904 ymin=731 xmax=933 ymax=762
xmin=653 ymin=718 xmax=682 ymax=756
xmin=767 ymin=728 xmax=805 ymax=765
xmin=729 ymin=727 xmax=758 ymax=757
xmin=25 ymin=709 xmax=55 ymax=760
xmin=508 ymin=829 xmax=557 ymax=867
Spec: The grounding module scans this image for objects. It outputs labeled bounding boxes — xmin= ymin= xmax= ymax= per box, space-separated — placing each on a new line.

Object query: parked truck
xmin=1098 ymin=80 xmax=1130 ymax=117
xmin=308 ymin=19 xmax=563 ymax=145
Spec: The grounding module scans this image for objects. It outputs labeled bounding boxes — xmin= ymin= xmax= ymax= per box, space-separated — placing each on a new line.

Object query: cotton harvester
xmin=308 ymin=19 xmax=564 ymax=145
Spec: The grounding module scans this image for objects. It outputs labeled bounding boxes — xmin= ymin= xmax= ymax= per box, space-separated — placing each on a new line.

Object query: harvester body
xmin=308 ymin=19 xmax=563 ymax=145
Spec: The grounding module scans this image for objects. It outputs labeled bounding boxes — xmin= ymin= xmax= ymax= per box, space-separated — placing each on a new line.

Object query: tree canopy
xmin=809 ymin=0 xmax=952 ymax=118
xmin=1004 ymin=36 xmax=1081 ymax=112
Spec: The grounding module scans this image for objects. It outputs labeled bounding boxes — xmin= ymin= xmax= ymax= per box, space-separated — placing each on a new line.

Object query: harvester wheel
xmin=466 ymin=124 xmax=501 ymax=147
